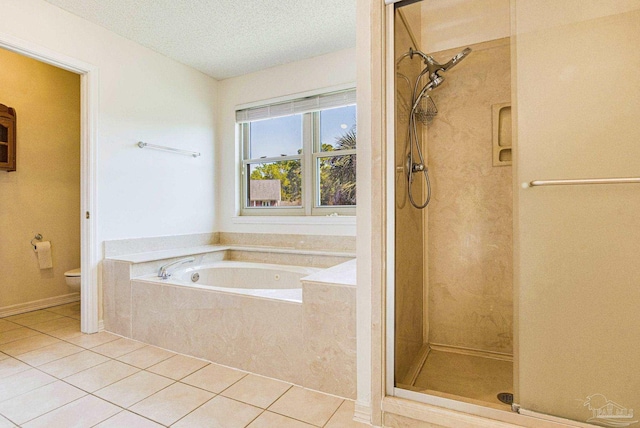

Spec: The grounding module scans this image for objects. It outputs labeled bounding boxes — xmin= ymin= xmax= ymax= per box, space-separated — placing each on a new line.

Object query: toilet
xmin=64 ymin=268 xmax=81 ymax=293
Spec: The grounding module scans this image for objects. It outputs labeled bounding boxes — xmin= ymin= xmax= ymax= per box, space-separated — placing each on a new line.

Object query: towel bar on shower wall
xmin=522 ymin=177 xmax=640 ymax=188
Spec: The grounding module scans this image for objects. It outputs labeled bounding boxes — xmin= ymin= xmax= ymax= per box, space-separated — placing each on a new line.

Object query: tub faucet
xmin=158 ymin=257 xmax=195 ymax=279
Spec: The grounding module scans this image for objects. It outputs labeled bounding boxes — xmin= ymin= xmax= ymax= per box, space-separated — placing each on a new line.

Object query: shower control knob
xmin=412 ymin=163 xmax=426 ymax=172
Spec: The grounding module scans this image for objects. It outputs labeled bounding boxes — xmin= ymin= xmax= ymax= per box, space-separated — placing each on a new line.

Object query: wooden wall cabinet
xmin=0 ymin=103 xmax=16 ymax=172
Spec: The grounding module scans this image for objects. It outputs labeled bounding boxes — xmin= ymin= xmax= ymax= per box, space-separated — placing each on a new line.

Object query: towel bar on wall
xmin=522 ymin=177 xmax=640 ymax=188
xmin=137 ymin=141 xmax=201 ymax=158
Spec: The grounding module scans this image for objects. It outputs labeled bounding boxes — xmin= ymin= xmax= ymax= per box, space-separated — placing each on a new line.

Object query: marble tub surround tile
xmin=128 ymin=382 xmax=214 ymax=426
xmin=219 ymin=232 xmax=356 ymax=252
xmin=302 ymin=259 xmax=356 ymax=286
xmin=131 ymin=280 xmax=306 ymax=387
xmin=102 ymin=260 xmax=133 ymax=337
xmin=227 ymin=250 xmax=353 ymax=269
xmin=302 ymin=281 xmax=357 ymax=399
xmin=103 ymin=232 xmax=219 ymax=258
xmin=102 ymin=234 xmax=358 ymax=400
xmin=129 ymin=249 xmax=227 ymax=278
xmin=269 ymin=386 xmax=343 ymax=426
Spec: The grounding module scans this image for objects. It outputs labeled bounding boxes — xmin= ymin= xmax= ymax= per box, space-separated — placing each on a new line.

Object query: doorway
xmin=0 ymin=34 xmax=99 ymax=333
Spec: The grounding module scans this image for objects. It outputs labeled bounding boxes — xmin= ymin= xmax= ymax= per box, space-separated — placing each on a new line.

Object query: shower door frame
xmin=0 ymin=34 xmax=100 ymax=334
xmin=383 ymin=0 xmax=518 ymax=422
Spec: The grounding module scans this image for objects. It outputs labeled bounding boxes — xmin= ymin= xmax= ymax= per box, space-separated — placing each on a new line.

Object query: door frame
xmin=0 ymin=33 xmax=100 ymax=333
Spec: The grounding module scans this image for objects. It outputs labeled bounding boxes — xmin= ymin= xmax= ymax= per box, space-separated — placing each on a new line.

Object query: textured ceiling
xmin=44 ymin=0 xmax=356 ymax=80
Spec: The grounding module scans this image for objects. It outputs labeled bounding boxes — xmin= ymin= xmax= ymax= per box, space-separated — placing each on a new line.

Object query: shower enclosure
xmin=393 ymin=0 xmax=513 ymax=408
xmin=387 ymin=0 xmax=640 ymax=426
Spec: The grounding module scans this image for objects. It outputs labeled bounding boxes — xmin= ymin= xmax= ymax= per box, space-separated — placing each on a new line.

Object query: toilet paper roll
xmin=35 ymin=241 xmax=53 ymax=269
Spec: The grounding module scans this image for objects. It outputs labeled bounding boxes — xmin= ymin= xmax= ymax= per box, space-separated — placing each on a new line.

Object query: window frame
xmin=238 ymin=90 xmax=356 ymax=217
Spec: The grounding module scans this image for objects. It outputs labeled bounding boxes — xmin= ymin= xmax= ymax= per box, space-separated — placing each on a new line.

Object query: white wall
xmin=215 ymin=48 xmax=357 ymax=236
xmin=1 ymin=0 xmax=218 ymax=251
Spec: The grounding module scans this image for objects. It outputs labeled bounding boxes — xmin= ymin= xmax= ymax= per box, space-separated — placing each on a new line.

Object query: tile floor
xmin=0 ymin=303 xmax=368 ymax=427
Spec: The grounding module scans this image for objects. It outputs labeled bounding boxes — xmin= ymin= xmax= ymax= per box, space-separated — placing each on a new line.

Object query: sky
xmin=249 ymin=105 xmax=356 ymax=159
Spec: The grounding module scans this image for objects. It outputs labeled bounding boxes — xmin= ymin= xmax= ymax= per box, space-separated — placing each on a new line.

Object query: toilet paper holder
xmin=31 ymin=234 xmax=43 ymax=251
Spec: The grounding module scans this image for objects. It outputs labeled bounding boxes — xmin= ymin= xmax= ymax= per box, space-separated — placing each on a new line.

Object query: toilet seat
xmin=65 ymin=268 xmax=81 ymax=277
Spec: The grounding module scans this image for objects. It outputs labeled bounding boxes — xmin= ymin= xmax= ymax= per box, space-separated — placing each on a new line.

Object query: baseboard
xmin=354 ymin=401 xmax=373 ymax=425
xmin=0 ymin=293 xmax=80 ymax=318
xmin=98 ymin=319 xmax=105 ymax=332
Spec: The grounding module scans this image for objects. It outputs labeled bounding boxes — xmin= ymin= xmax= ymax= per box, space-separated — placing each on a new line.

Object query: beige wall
xmin=515 ymin=2 xmax=640 ymax=423
xmin=0 ymin=48 xmax=80 ymax=308
xmin=421 ymin=0 xmax=510 ymax=53
xmin=427 ymin=38 xmax=513 ymax=355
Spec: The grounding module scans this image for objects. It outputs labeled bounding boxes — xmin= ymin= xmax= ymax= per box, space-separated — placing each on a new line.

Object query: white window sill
xmin=232 ymin=215 xmax=356 ymax=226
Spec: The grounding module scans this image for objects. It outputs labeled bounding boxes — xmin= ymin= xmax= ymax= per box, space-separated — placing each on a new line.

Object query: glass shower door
xmin=514 ymin=1 xmax=640 ymax=425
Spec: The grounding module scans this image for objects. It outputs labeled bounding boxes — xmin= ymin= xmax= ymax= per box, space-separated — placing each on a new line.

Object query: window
xmin=237 ymin=89 xmax=356 ymax=216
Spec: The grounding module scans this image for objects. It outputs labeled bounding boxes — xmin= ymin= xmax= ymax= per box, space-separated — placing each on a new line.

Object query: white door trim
xmin=0 ymin=33 xmax=100 ymax=333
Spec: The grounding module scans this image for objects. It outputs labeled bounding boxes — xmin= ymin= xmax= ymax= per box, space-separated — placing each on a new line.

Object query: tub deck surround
xmin=102 ymin=243 xmax=357 ymax=399
xmin=301 ymin=260 xmax=357 ymax=399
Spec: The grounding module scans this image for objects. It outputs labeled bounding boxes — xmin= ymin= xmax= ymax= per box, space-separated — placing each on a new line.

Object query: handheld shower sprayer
xmin=399 ymin=46 xmax=472 ymax=209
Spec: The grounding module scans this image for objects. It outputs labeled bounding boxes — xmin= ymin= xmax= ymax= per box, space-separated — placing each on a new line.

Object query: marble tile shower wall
xmin=427 ymin=38 xmax=513 ymax=355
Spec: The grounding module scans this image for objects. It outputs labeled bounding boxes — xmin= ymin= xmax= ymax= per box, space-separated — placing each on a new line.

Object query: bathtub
xmin=164 ymin=261 xmax=320 ymax=303
xmin=106 ymin=256 xmax=356 ymax=398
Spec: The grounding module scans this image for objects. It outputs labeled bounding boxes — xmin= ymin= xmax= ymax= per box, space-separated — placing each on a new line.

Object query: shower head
xmin=441 ymin=47 xmax=472 ymax=72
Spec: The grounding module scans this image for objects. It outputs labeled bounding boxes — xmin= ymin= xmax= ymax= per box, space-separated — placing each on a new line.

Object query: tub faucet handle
xmin=158 ymin=257 xmax=195 ymax=280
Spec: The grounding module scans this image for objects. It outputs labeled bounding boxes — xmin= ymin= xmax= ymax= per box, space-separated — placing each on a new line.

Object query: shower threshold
xmin=401 ymin=347 xmax=513 ymax=409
